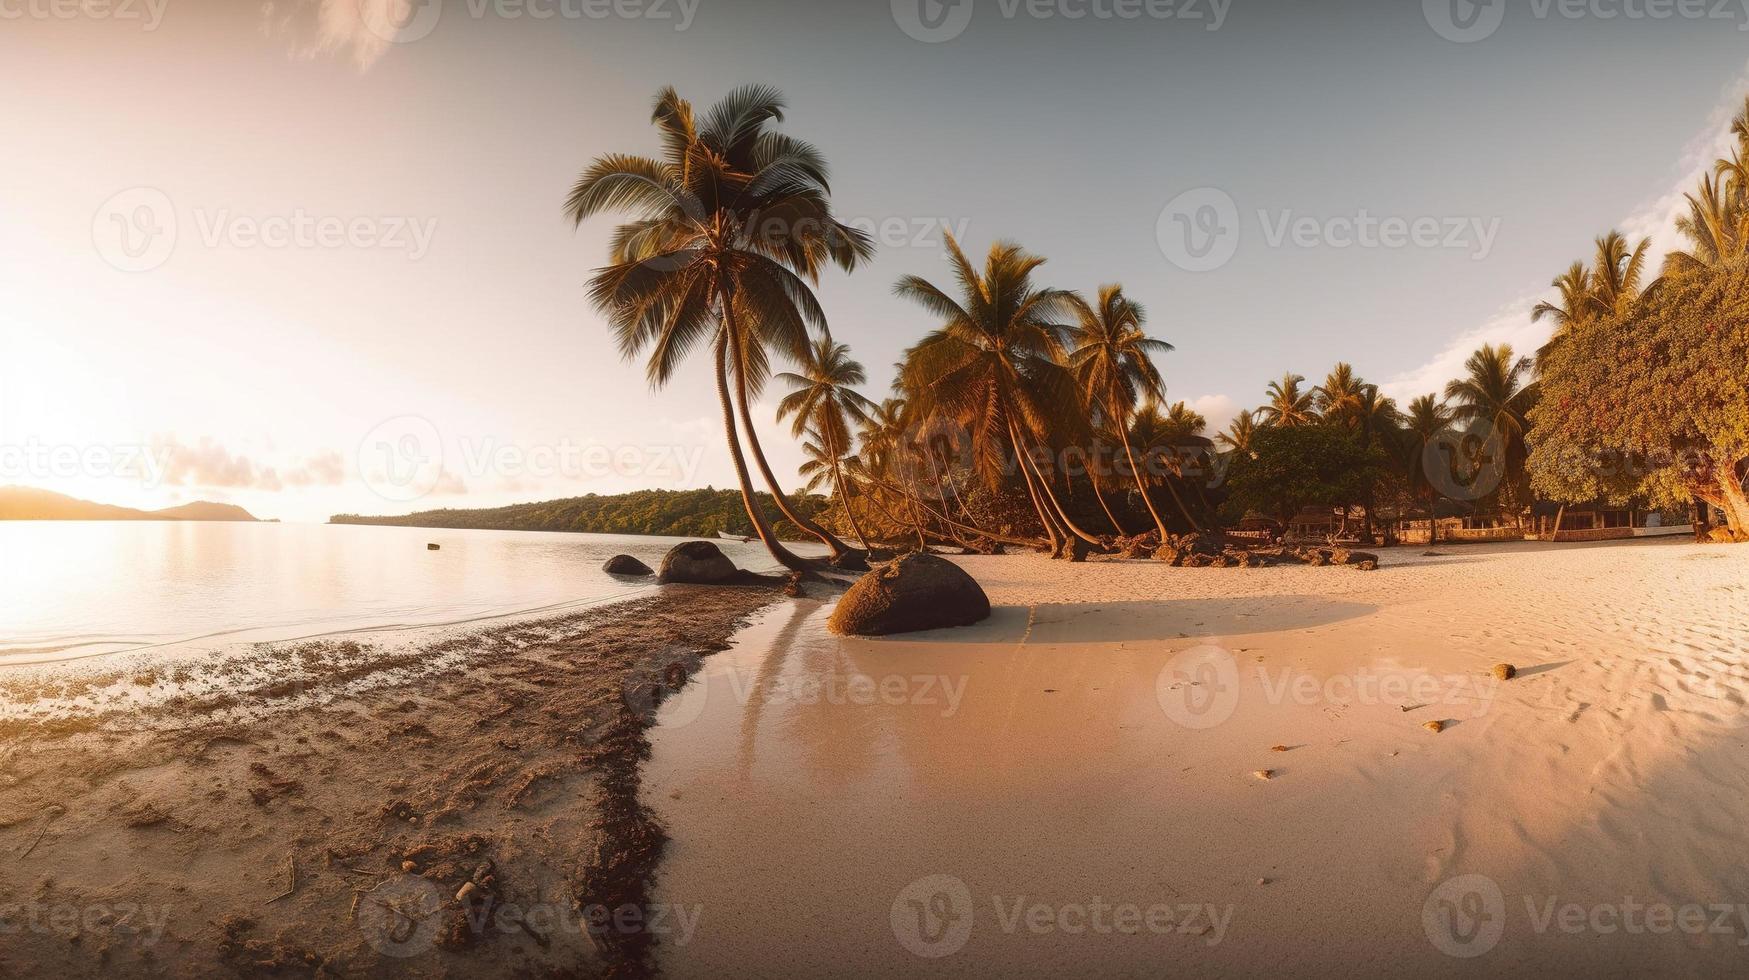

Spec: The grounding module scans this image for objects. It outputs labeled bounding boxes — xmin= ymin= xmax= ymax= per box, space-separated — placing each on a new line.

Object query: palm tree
xmin=1401 ymin=394 xmax=1453 ymax=542
xmin=1587 ymin=230 xmax=1652 ymax=318
xmin=1218 ymin=410 xmax=1259 ymax=456
xmin=1314 ymin=363 xmax=1367 ymax=425
xmin=777 ymin=339 xmax=877 ymax=546
xmin=1665 ymin=173 xmax=1748 ymax=278
xmin=1531 ymin=261 xmax=1595 ymax=356
xmin=1259 ymin=373 xmax=1316 ymax=428
xmin=796 ymin=433 xmax=874 ymax=546
xmin=565 ymin=85 xmax=872 ymax=571
xmin=1065 ymin=284 xmax=1175 ymax=540
xmin=1443 ymin=344 xmax=1538 ymax=522
xmin=1127 ymin=401 xmax=1212 ymax=535
xmin=895 ymin=236 xmax=1100 ymax=550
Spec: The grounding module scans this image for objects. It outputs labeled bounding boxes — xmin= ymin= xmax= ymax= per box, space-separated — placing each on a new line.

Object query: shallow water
xmin=0 ymin=521 xmax=819 ymax=667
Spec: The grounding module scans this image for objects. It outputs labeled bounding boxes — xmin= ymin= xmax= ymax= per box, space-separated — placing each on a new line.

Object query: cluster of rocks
xmin=1106 ymin=532 xmax=1379 ymax=570
xmin=601 ymin=540 xmax=993 ymax=638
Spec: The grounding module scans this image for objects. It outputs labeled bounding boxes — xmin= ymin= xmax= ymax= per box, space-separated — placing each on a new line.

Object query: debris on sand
xmin=1253 ymin=769 xmax=1274 ymax=780
xmin=1269 ymin=745 xmax=1289 ymax=752
xmin=1492 ymin=663 xmax=1516 ymax=680
xmin=1423 ymin=720 xmax=1445 ymax=734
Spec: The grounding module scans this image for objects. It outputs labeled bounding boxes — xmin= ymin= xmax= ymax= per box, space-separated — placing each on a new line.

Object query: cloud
xmin=154 ymin=438 xmax=348 ymax=492
xmin=1183 ymin=394 xmax=1239 ymax=435
xmin=266 ymin=0 xmax=417 ymax=71
xmin=1382 ymin=62 xmax=1749 ymax=404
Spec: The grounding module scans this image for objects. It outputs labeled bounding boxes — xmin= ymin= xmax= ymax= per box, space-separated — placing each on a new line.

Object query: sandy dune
xmin=646 ymin=539 xmax=1749 ymax=975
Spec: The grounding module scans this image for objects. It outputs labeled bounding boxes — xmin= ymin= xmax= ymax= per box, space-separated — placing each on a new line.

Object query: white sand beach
xmin=647 ymin=539 xmax=1749 ymax=975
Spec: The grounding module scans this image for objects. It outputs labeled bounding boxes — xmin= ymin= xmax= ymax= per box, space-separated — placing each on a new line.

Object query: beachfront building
xmin=1529 ymin=501 xmax=1695 ymax=542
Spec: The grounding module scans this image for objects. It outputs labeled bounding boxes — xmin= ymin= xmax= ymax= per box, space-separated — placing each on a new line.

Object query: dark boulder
xmin=602 ymin=554 xmax=654 ymax=577
xmin=827 ymin=553 xmax=992 ymax=636
xmin=656 ymin=541 xmax=739 ymax=584
xmin=831 ymin=550 xmax=871 ymax=572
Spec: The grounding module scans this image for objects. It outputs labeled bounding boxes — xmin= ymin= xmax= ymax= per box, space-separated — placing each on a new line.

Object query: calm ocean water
xmin=0 ymin=522 xmax=820 ymax=667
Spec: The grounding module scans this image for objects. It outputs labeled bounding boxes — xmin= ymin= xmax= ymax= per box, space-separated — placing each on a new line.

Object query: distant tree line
xmin=331 ymin=487 xmax=827 ymax=541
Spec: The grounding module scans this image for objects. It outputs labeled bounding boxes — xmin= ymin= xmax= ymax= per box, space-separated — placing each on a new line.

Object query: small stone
xmin=400 ymin=860 xmax=415 ymax=872
xmin=1491 ymin=663 xmax=1516 ymax=681
xmin=456 ymin=882 xmax=476 ymax=902
xmin=1253 ymin=769 xmax=1274 ymax=780
xmin=1423 ymin=720 xmax=1444 ymax=734
xmin=1269 ymin=744 xmax=1289 ymax=752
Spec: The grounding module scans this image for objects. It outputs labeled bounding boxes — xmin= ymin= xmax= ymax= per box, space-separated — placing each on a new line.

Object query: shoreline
xmin=0 ymin=582 xmax=788 ymax=977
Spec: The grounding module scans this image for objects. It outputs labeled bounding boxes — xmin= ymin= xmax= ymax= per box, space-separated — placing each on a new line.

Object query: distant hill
xmin=331 ymin=488 xmax=826 ymax=541
xmin=0 ymin=486 xmax=262 ymax=522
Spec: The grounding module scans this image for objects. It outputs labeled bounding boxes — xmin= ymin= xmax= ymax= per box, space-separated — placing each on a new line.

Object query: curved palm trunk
xmin=1004 ymin=428 xmax=1063 ymax=549
xmin=1112 ymin=397 xmax=1171 ymax=540
xmin=1086 ymin=452 xmax=1128 ymax=535
xmin=831 ymin=461 xmax=873 ymax=548
xmin=722 ymin=304 xmax=862 ymax=563
xmin=712 ymin=334 xmax=813 ymax=572
xmin=1010 ymin=423 xmax=1102 ymax=546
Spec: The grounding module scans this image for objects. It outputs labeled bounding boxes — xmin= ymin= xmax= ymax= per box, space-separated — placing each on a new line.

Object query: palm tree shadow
xmin=860 ymin=596 xmax=1377 ymax=645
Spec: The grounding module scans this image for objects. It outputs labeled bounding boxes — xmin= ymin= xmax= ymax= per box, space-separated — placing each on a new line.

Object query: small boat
xmin=717 ymin=531 xmax=756 ymax=543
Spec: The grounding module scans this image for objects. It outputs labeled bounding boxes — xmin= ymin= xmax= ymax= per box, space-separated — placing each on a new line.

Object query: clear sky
xmin=3 ymin=0 xmax=1747 ymax=522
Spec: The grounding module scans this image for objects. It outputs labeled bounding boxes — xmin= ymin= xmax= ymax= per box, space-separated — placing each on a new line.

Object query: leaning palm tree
xmin=1443 ymin=344 xmax=1538 ymax=522
xmin=895 ymin=236 xmax=1100 ymax=551
xmin=565 ymin=84 xmax=872 ymax=571
xmin=1259 ymin=373 xmax=1317 ymax=428
xmin=1064 ymin=284 xmax=1175 ymax=540
xmin=777 ymin=339 xmax=877 ymax=545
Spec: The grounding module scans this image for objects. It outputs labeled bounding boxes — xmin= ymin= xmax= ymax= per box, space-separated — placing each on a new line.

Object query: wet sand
xmin=0 ymin=584 xmax=785 ymax=978
xmin=646 ymin=539 xmax=1749 ymax=976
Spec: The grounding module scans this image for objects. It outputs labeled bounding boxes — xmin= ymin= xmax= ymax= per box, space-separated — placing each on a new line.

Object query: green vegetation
xmin=1527 ymin=97 xmax=1749 ymax=540
xmin=330 ymin=488 xmax=827 ymax=541
xmin=555 ymin=84 xmax=1749 ymax=562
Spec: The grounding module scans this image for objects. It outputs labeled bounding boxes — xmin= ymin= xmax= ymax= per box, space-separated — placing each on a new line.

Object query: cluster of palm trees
xmin=1219 ymin=348 xmax=1537 ymax=539
xmin=570 ymin=85 xmax=1743 ymax=570
xmin=572 ymin=85 xmax=1225 ymax=565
